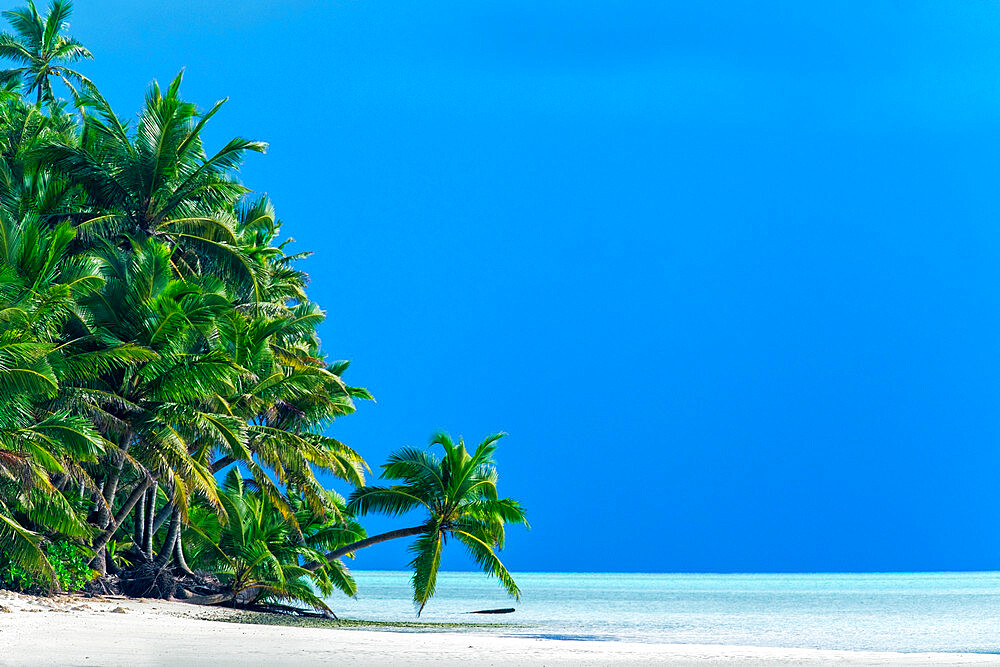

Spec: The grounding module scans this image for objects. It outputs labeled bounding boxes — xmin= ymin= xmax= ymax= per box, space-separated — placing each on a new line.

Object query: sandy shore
xmin=0 ymin=590 xmax=995 ymax=666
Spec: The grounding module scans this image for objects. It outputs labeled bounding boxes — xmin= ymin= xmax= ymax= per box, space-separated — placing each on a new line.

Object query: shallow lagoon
xmin=333 ymin=571 xmax=1000 ymax=653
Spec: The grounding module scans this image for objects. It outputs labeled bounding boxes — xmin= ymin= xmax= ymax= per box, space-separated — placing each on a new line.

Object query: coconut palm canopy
xmin=0 ymin=0 xmax=91 ymax=103
xmin=0 ymin=0 xmax=525 ymax=615
xmin=343 ymin=432 xmax=529 ymax=614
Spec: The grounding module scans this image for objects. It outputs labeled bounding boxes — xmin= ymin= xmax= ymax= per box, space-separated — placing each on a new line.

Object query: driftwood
xmin=466 ymin=607 xmax=515 ymax=614
xmin=171 ymin=595 xmax=338 ymax=621
xmin=172 ymin=591 xmax=234 ymax=605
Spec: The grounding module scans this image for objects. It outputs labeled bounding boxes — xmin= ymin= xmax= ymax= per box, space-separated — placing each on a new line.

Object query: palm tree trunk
xmin=210 ymin=455 xmax=235 ymax=473
xmin=91 ymin=479 xmax=107 ymax=520
xmin=93 ymin=444 xmax=131 ymax=572
xmin=155 ymin=508 xmax=181 ymax=567
xmin=97 ymin=444 xmax=130 ymax=529
xmin=151 ymin=500 xmax=173 ymax=535
xmin=174 ymin=532 xmax=193 ymax=575
xmin=91 ymin=481 xmax=110 ymax=575
xmin=305 ymin=525 xmax=426 ymax=572
xmin=143 ymin=482 xmax=157 ymax=556
xmin=89 ymin=476 xmax=154 ymax=564
xmin=102 ymin=456 xmax=127 ymax=513
xmin=134 ymin=491 xmax=145 ymax=547
xmin=92 ymin=547 xmax=106 ymax=575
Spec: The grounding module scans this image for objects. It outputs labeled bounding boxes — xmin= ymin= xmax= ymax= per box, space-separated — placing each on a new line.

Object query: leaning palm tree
xmin=318 ymin=432 xmax=528 ymax=614
xmin=0 ymin=0 xmax=91 ymax=105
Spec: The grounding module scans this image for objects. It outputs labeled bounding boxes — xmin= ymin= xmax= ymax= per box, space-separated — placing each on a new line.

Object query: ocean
xmin=331 ymin=571 xmax=1000 ymax=653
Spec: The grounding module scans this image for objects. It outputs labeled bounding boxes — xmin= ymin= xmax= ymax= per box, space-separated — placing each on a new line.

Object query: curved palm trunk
xmin=155 ymin=508 xmax=181 ymax=567
xmin=305 ymin=525 xmax=426 ymax=572
xmin=89 ymin=476 xmax=155 ymax=565
xmin=151 ymin=500 xmax=173 ymax=535
xmin=174 ymin=532 xmax=193 ymax=575
xmin=173 ymin=591 xmax=234 ymax=605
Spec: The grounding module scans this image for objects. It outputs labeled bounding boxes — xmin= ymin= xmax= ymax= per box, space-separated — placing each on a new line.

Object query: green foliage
xmin=0 ymin=0 xmax=526 ymax=615
xmin=0 ymin=0 xmax=93 ymax=105
xmin=42 ymin=539 xmax=95 ymax=591
xmin=349 ymin=432 xmax=528 ymax=615
xmin=184 ymin=470 xmax=366 ymax=612
xmin=105 ymin=538 xmax=131 ymax=569
xmin=0 ymin=2 xmax=373 ymax=585
xmin=1 ymin=539 xmax=95 ymax=592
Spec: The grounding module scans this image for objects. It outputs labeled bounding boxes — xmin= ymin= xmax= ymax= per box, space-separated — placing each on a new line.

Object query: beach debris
xmin=0 ymin=605 xmax=9 ymax=613
xmin=110 ymin=606 xmax=128 ymax=614
xmin=466 ymin=608 xmax=516 ymax=614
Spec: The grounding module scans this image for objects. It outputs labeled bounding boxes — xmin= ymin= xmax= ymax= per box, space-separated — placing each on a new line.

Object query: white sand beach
xmin=0 ymin=590 xmax=995 ymax=666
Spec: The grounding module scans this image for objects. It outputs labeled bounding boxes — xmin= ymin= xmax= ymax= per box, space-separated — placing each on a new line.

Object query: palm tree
xmin=71 ymin=240 xmax=243 ymax=569
xmin=206 ymin=195 xmax=372 ymax=511
xmin=0 ymin=1 xmax=532 ymax=609
xmin=317 ymin=432 xmax=528 ymax=614
xmin=71 ymin=236 xmax=371 ymax=572
xmin=0 ymin=88 xmax=79 ymax=219
xmin=215 ymin=308 xmax=371 ymax=500
xmin=0 ymin=327 xmax=105 ymax=587
xmin=39 ymin=73 xmax=266 ymax=287
xmin=180 ymin=470 xmax=365 ymax=613
xmin=0 ymin=0 xmax=91 ymax=105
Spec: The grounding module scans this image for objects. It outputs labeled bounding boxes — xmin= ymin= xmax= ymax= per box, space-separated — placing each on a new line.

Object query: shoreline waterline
xmin=0 ymin=591 xmax=997 ymax=666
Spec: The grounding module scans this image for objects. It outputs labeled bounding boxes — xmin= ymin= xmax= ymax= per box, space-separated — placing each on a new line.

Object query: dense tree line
xmin=0 ymin=0 xmax=524 ymax=615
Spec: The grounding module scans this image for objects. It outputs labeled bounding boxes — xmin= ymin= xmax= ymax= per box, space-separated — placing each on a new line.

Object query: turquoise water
xmin=331 ymin=571 xmax=1000 ymax=653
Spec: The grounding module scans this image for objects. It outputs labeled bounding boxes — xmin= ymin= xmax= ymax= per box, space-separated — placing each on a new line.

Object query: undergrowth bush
xmin=1 ymin=541 xmax=97 ymax=593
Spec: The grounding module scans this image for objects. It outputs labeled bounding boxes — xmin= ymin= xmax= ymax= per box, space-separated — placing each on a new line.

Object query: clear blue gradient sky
xmin=60 ymin=1 xmax=1000 ymax=572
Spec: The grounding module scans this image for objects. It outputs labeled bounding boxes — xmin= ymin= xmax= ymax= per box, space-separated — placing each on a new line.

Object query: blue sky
xmin=61 ymin=1 xmax=1000 ymax=572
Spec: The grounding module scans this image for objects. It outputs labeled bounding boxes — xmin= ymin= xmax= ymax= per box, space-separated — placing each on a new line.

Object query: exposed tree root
xmin=82 ymin=559 xmax=336 ymax=619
